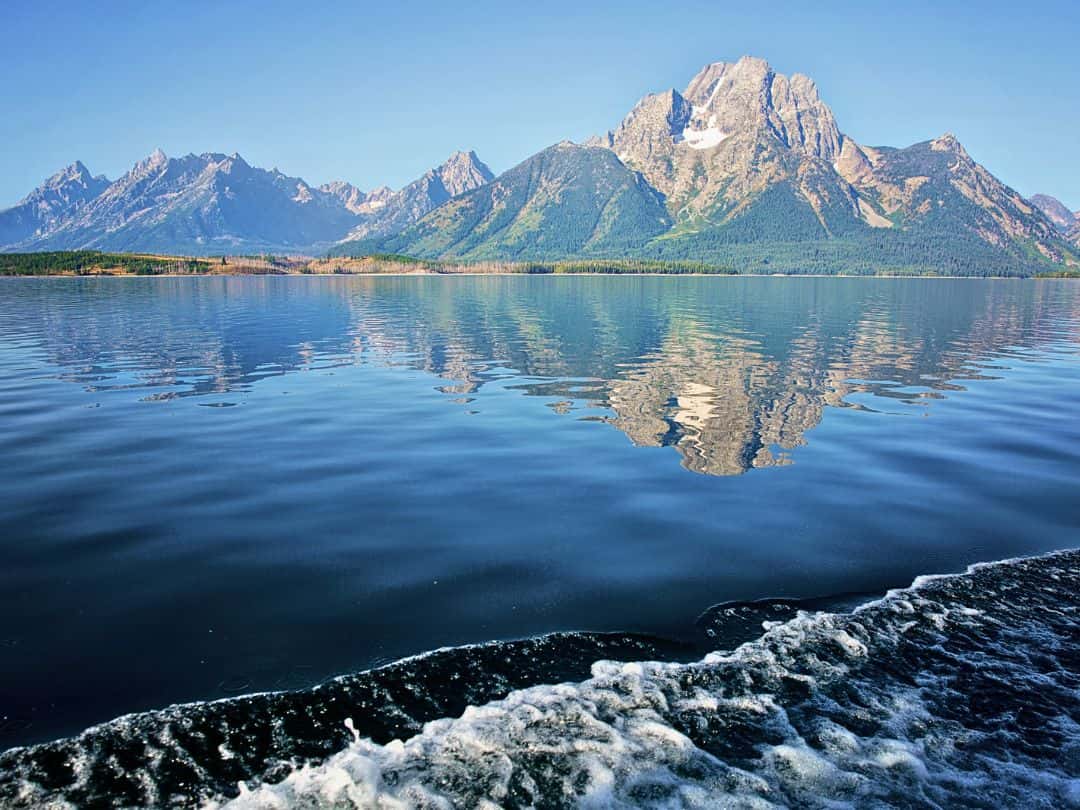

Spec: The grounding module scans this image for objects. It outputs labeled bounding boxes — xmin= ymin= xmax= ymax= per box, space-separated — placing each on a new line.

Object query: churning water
xmin=1 ymin=276 xmax=1078 ymax=807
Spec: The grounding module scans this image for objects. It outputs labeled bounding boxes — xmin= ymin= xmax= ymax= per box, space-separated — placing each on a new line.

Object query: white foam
xmin=209 ymin=550 xmax=1080 ymax=809
xmin=8 ymin=551 xmax=1077 ymax=808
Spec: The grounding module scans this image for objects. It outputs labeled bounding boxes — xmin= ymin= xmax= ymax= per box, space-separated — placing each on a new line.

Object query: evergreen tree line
xmin=0 ymin=251 xmax=209 ymax=275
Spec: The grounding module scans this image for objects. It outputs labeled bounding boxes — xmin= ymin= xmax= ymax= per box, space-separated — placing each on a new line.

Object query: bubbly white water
xmin=4 ymin=550 xmax=1077 ymax=809
xmin=206 ymin=551 xmax=1080 ymax=809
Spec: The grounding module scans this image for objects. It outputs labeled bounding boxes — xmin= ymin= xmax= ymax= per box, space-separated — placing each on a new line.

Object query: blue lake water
xmin=1 ymin=275 xmax=1079 ymax=770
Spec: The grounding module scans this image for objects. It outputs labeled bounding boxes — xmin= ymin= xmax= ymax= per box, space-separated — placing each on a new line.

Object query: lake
xmin=1 ymin=276 xmax=1079 ymax=806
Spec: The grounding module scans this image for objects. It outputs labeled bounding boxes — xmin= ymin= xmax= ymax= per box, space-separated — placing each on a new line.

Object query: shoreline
xmin=5 ymin=252 xmax=1074 ymax=280
xmin=0 ymin=271 xmax=1060 ymax=280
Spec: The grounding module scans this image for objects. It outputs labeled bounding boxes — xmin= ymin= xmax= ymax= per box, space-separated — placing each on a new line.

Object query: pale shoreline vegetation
xmin=0 ymin=250 xmax=1073 ymax=279
xmin=1034 ymin=269 xmax=1080 ymax=278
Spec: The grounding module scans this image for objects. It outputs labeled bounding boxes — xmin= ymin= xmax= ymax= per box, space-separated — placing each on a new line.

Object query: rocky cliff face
xmin=603 ymin=56 xmax=857 ymax=231
xmin=0 ymin=162 xmax=110 ymax=247
xmin=679 ymin=57 xmax=842 ymax=161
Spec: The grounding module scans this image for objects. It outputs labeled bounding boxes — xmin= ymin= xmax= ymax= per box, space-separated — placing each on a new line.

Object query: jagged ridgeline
xmin=0 ymin=151 xmax=495 ymax=257
xmin=343 ymin=143 xmax=673 ymax=260
xmin=340 ymin=57 xmax=1079 ymax=275
xmin=1033 ymin=192 xmax=1080 ymax=250
xmin=2 ymin=56 xmax=1078 ymax=273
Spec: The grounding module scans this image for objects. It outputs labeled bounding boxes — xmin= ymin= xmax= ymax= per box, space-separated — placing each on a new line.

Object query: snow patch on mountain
xmin=680 ymin=124 xmax=730 ymax=150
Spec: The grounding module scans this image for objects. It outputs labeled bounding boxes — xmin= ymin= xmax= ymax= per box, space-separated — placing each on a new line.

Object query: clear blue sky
xmin=2 ymin=0 xmax=1078 ymax=209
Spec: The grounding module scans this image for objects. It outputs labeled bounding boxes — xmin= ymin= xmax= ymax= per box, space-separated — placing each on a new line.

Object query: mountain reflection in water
xmin=13 ymin=275 xmax=1078 ymax=476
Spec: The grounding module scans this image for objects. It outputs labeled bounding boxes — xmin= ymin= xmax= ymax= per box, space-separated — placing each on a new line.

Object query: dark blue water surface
xmin=1 ymin=276 xmax=1078 ymax=752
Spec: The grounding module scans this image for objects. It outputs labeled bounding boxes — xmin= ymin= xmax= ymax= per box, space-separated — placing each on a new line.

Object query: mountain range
xmin=2 ymin=56 xmax=1077 ymax=274
xmin=0 ymin=150 xmax=493 ymax=255
xmin=356 ymin=57 xmax=1077 ymax=274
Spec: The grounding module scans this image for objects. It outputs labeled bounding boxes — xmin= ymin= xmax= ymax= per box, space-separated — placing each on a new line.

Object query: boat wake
xmin=2 ymin=550 xmax=1078 ymax=808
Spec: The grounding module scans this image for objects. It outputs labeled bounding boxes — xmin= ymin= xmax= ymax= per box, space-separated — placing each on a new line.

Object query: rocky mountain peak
xmin=0 ymin=159 xmax=112 ymax=246
xmin=603 ymin=55 xmax=847 ymax=217
xmin=40 ymin=161 xmax=106 ymax=193
xmin=335 ymin=151 xmax=494 ymax=243
xmin=52 ymin=160 xmax=90 ymax=182
xmin=930 ymin=133 xmax=968 ymax=158
xmin=789 ymin=72 xmax=819 ymax=96
xmin=210 ymin=153 xmax=254 ymax=179
xmin=219 ymin=152 xmax=250 ymax=169
xmin=363 ymin=186 xmax=394 ymax=210
xmin=564 ymin=56 xmax=1075 ymax=266
xmin=683 ymin=57 xmax=842 ymax=160
xmin=131 ymin=148 xmax=170 ymax=178
xmin=319 ymin=181 xmax=368 ymax=213
xmin=607 ymin=55 xmax=844 ymax=192
xmin=682 ymin=56 xmax=771 ymax=103
xmin=444 ymin=149 xmax=477 ymax=164
xmin=435 ymin=150 xmax=494 ymax=197
xmin=1030 ymin=194 xmax=1076 ymax=231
